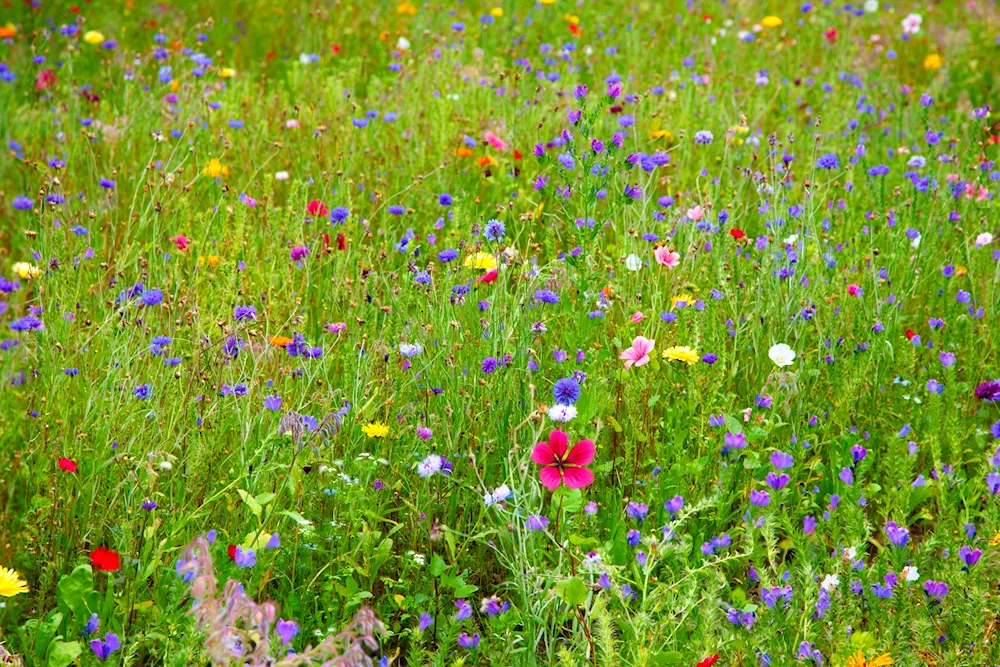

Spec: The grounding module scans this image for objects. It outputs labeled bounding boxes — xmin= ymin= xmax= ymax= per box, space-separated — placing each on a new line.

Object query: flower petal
xmin=531 ymin=442 xmax=555 ymax=466
xmin=562 ymin=466 xmax=594 ymax=489
xmin=539 ymin=465 xmax=562 ymax=490
xmin=548 ymin=430 xmax=569 ymax=459
xmin=565 ymin=439 xmax=595 ymax=466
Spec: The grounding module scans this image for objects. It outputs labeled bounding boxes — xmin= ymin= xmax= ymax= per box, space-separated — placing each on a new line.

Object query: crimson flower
xmin=531 ymin=430 xmax=595 ymax=490
xmin=228 ymin=544 xmax=238 ymax=561
xmin=57 ymin=458 xmax=78 ymax=473
xmin=306 ymin=199 xmax=328 ymax=217
xmin=478 ymin=269 xmax=498 ymax=284
xmin=729 ymin=228 xmax=746 ymax=240
xmin=90 ymin=547 xmax=120 ymax=572
xmin=697 ymin=656 xmax=719 ymax=667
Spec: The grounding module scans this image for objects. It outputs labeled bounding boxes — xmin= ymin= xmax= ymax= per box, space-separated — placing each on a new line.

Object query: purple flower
xmin=723 ymin=431 xmax=747 ymax=454
xmin=553 ymin=377 xmax=581 ymax=405
xmin=290 ymin=246 xmax=309 ymax=261
xmin=233 ymin=546 xmax=256 ymax=568
xmin=884 ymin=521 xmax=910 ymax=548
xmin=417 ymin=613 xmax=433 ymax=631
xmin=12 ymin=195 xmax=33 ymax=211
xmin=133 ymin=384 xmax=152 ymax=400
xmin=263 ymin=395 xmax=282 ymax=411
xmin=275 ymin=618 xmax=299 ymax=645
xmin=457 ymin=633 xmax=480 ymax=649
xmin=958 ymin=545 xmax=982 ymax=568
xmin=923 ymin=580 xmax=949 ymax=600
xmin=626 ymin=502 xmax=649 ymax=522
xmin=234 ymin=305 xmax=257 ymax=321
xmin=975 ymin=380 xmax=1000 ymax=401
xmin=770 ymin=451 xmax=794 ymax=469
xmin=525 ymin=515 xmax=549 ymax=531
xmin=90 ymin=634 xmax=121 ymax=660
xmin=750 ymin=489 xmax=770 ymax=507
xmin=454 ymin=599 xmax=472 ymax=620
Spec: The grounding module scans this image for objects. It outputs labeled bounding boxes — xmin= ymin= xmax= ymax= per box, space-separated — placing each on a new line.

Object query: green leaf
xmin=56 ymin=565 xmax=95 ymax=625
xmin=647 ymin=395 xmax=660 ymax=408
xmin=255 ymin=492 xmax=276 ymax=506
xmin=850 ymin=631 xmax=875 ymax=650
xmin=454 ymin=584 xmax=478 ymax=597
xmin=237 ymin=489 xmax=262 ymax=519
xmin=280 ymin=510 xmax=313 ymax=526
xmin=554 ymin=578 xmax=589 ymax=606
xmin=607 ymin=416 xmax=623 ymax=433
xmin=552 ymin=487 xmax=583 ymax=514
xmin=569 ymin=534 xmax=599 ymax=549
xmin=724 ymin=415 xmax=743 ymax=434
xmin=650 ymin=652 xmax=684 ymax=666
xmin=429 ymin=555 xmax=447 ymax=578
xmin=46 ymin=641 xmax=81 ymax=667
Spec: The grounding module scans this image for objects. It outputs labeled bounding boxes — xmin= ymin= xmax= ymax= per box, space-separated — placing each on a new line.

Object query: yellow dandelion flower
xmin=923 ymin=54 xmax=943 ymax=70
xmin=955 ymin=265 xmax=967 ymax=277
xmin=761 ymin=16 xmax=783 ymax=28
xmin=12 ymin=262 xmax=41 ymax=280
xmin=563 ymin=13 xmax=580 ymax=25
xmin=671 ymin=293 xmax=694 ymax=309
xmin=362 ymin=422 xmax=390 ymax=438
xmin=464 ymin=252 xmax=498 ymax=271
xmin=662 ymin=346 xmax=700 ymax=365
xmin=220 ymin=67 xmax=236 ymax=78
xmin=0 ymin=566 xmax=28 ymax=598
xmin=490 ymin=7 xmax=503 ymax=17
xmin=198 ymin=254 xmax=222 ymax=268
xmin=652 ymin=129 xmax=673 ymax=140
xmin=397 ymin=1 xmax=417 ymax=15
xmin=202 ymin=158 xmax=230 ymax=179
xmin=846 ymin=650 xmax=894 ymax=667
xmin=539 ymin=0 xmax=556 ymax=5
xmin=83 ymin=30 xmax=106 ymax=45
xmin=991 ymin=529 xmax=1000 ymax=546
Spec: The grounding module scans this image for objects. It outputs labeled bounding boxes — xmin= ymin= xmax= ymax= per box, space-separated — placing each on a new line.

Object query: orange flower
xmin=455 ymin=147 xmax=474 ymax=158
xmin=477 ymin=156 xmax=494 ymax=167
xmin=0 ymin=25 xmax=17 ymax=38
xmin=269 ymin=335 xmax=293 ymax=347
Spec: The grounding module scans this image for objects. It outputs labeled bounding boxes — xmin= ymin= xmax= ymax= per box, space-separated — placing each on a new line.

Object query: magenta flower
xmin=290 ymin=246 xmax=309 ymax=261
xmin=531 ymin=429 xmax=595 ymax=489
xmin=620 ymin=335 xmax=655 ymax=368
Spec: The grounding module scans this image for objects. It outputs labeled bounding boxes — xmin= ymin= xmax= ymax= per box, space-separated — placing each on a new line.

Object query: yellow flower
xmin=539 ymin=0 xmax=555 ymax=4
xmin=464 ymin=252 xmax=498 ymax=271
xmin=923 ymin=54 xmax=943 ymax=70
xmin=396 ymin=1 xmax=417 ymax=15
xmin=169 ymin=79 xmax=180 ymax=92
xmin=83 ymin=30 xmax=105 ymax=45
xmin=563 ymin=13 xmax=580 ymax=24
xmin=198 ymin=254 xmax=222 ymax=268
xmin=0 ymin=566 xmax=28 ymax=597
xmin=761 ymin=16 xmax=783 ymax=28
xmin=991 ymin=529 xmax=1000 ymax=546
xmin=202 ymin=158 xmax=230 ymax=179
xmin=671 ymin=293 xmax=694 ymax=309
xmin=362 ymin=422 xmax=390 ymax=438
xmin=652 ymin=129 xmax=673 ymax=140
xmin=220 ymin=67 xmax=236 ymax=78
xmin=490 ymin=7 xmax=503 ymax=17
xmin=662 ymin=346 xmax=700 ymax=365
xmin=12 ymin=262 xmax=41 ymax=280
xmin=845 ymin=650 xmax=893 ymax=667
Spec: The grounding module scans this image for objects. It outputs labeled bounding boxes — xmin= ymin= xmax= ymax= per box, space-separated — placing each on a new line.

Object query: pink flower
xmin=653 ymin=246 xmax=680 ymax=269
xmin=531 ymin=430 xmax=595 ymax=490
xmin=306 ymin=199 xmax=329 ymax=217
xmin=172 ymin=234 xmax=190 ymax=251
xmin=484 ymin=131 xmax=508 ymax=152
xmin=290 ymin=246 xmax=309 ymax=261
xmin=847 ymin=283 xmax=861 ymax=296
xmin=630 ymin=311 xmax=645 ymax=323
xmin=620 ymin=335 xmax=654 ymax=368
xmin=686 ymin=205 xmax=703 ymax=222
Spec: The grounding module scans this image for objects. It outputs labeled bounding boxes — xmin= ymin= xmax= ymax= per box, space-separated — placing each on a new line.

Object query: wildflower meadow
xmin=1 ymin=0 xmax=1000 ymax=665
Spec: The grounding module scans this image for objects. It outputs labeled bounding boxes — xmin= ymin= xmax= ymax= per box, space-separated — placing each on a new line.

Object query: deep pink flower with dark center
xmin=531 ymin=429 xmax=595 ymax=490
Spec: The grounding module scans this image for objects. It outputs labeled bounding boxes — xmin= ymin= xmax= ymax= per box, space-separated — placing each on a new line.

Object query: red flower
xmin=336 ymin=233 xmax=346 ymax=251
xmin=227 ymin=544 xmax=237 ymax=561
xmin=905 ymin=329 xmax=916 ymax=340
xmin=330 ymin=44 xmax=341 ymax=55
xmin=57 ymin=458 xmax=77 ymax=473
xmin=306 ymin=199 xmax=328 ymax=217
xmin=729 ymin=228 xmax=746 ymax=240
xmin=513 ymin=149 xmax=522 ymax=160
xmin=35 ymin=69 xmax=57 ymax=91
xmin=90 ymin=547 xmax=120 ymax=572
xmin=697 ymin=656 xmax=719 ymax=667
xmin=824 ymin=28 xmax=838 ymax=42
xmin=531 ymin=430 xmax=595 ymax=490
xmin=477 ymin=269 xmax=498 ymax=284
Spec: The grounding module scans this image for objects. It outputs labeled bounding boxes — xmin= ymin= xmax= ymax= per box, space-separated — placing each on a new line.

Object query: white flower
xmin=901 ymin=565 xmax=920 ymax=582
xmin=159 ymin=460 xmax=173 ymax=471
xmin=398 ymin=342 xmax=423 ymax=357
xmin=863 ymin=0 xmax=879 ymax=13
xmin=821 ymin=574 xmax=840 ymax=591
xmin=625 ymin=253 xmax=643 ymax=271
xmin=975 ymin=232 xmax=993 ymax=247
xmin=275 ymin=171 xmax=289 ymax=181
xmin=844 ymin=546 xmax=857 ymax=561
xmin=783 ymin=234 xmax=798 ymax=246
xmin=396 ymin=36 xmax=410 ymax=51
xmin=484 ymin=484 xmax=511 ymax=506
xmin=910 ymin=232 xmax=921 ymax=249
xmin=416 ymin=454 xmax=444 ymax=478
xmin=548 ymin=404 xmax=578 ymax=422
xmin=901 ymin=13 xmax=922 ymax=35
xmin=768 ymin=343 xmax=797 ymax=368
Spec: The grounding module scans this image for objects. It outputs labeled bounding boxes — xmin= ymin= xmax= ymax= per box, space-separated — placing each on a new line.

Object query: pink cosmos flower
xmin=620 ymin=335 xmax=654 ymax=368
xmin=531 ymin=430 xmax=595 ymax=490
xmin=653 ymin=246 xmax=680 ymax=269
xmin=686 ymin=205 xmax=704 ymax=222
xmin=484 ymin=131 xmax=508 ymax=152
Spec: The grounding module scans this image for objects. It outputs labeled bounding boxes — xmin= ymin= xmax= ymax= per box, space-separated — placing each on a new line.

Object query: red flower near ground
xmin=905 ymin=329 xmax=916 ymax=340
xmin=227 ymin=544 xmax=237 ymax=561
xmin=824 ymin=28 xmax=838 ymax=42
xmin=697 ymin=655 xmax=719 ymax=667
xmin=730 ymin=228 xmax=746 ymax=240
xmin=57 ymin=458 xmax=77 ymax=473
xmin=513 ymin=149 xmax=522 ymax=160
xmin=90 ymin=547 xmax=120 ymax=572
xmin=306 ymin=199 xmax=328 ymax=217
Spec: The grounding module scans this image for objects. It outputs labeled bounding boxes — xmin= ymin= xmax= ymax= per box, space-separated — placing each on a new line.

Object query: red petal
xmin=564 ymin=439 xmax=595 ymax=466
xmin=548 ymin=430 xmax=569 ymax=459
xmin=531 ymin=442 xmax=555 ymax=466
xmin=539 ymin=466 xmax=562 ymax=490
xmin=562 ymin=466 xmax=594 ymax=489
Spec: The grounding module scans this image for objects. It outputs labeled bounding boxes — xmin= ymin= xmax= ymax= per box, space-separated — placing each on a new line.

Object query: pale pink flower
xmin=654 ymin=246 xmax=681 ymax=268
xmin=631 ymin=311 xmax=645 ymax=323
xmin=974 ymin=232 xmax=993 ymax=247
xmin=620 ymin=335 xmax=654 ymax=368
xmin=686 ymin=205 xmax=704 ymax=222
xmin=484 ymin=131 xmax=508 ymax=152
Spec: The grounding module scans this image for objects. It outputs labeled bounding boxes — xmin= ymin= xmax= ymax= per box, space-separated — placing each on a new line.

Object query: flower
xmin=552 ymin=377 xmax=581 ymax=405
xmin=975 ymin=232 xmax=993 ymax=247
xmin=202 ymin=158 xmax=230 ymax=178
xmin=306 ymin=199 xmax=329 ymax=217
xmin=464 ymin=252 xmax=498 ymax=270
xmin=83 ymin=30 xmax=105 ymax=45
xmin=57 ymin=457 xmax=78 ymax=472
xmin=845 ymin=651 xmax=894 ymax=667
xmin=90 ymin=547 xmax=121 ymax=572
xmin=0 ymin=566 xmax=28 ymax=597
xmin=531 ymin=429 xmax=595 ymax=490
xmin=220 ymin=67 xmax=236 ymax=78
xmin=547 ymin=404 xmax=578 ymax=422
xmin=901 ymin=12 xmax=922 ymax=35
xmin=662 ymin=346 xmax=700 ymax=365
xmin=923 ymin=54 xmax=943 ymax=71
xmin=768 ymin=343 xmax=796 ymax=367
xmin=761 ymin=15 xmax=783 ymax=28
xmin=362 ymin=422 xmax=390 ymax=438
xmin=90 ymin=633 xmax=121 ymax=660
xmin=624 ymin=254 xmax=643 ymax=271
xmin=620 ymin=336 xmax=655 ymax=368
xmin=12 ymin=262 xmax=41 ymax=280
xmin=975 ymin=380 xmax=1000 ymax=401
xmin=653 ymin=246 xmax=680 ymax=268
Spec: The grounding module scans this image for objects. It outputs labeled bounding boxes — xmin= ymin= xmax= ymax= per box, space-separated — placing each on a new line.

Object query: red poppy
xmin=35 ymin=69 xmax=56 ymax=90
xmin=697 ymin=656 xmax=719 ymax=667
xmin=330 ymin=44 xmax=341 ymax=55
xmin=905 ymin=329 xmax=916 ymax=340
xmin=568 ymin=23 xmax=581 ymax=36
xmin=478 ymin=269 xmax=498 ymax=284
xmin=306 ymin=199 xmax=328 ymax=217
xmin=730 ymin=228 xmax=746 ymax=240
xmin=227 ymin=544 xmax=237 ymax=561
xmin=701 ymin=13 xmax=712 ymax=23
xmin=513 ymin=149 xmax=522 ymax=160
xmin=70 ymin=5 xmax=80 ymax=12
xmin=824 ymin=28 xmax=838 ymax=42
xmin=336 ymin=233 xmax=346 ymax=251
xmin=57 ymin=458 xmax=78 ymax=473
xmin=90 ymin=547 xmax=120 ymax=572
